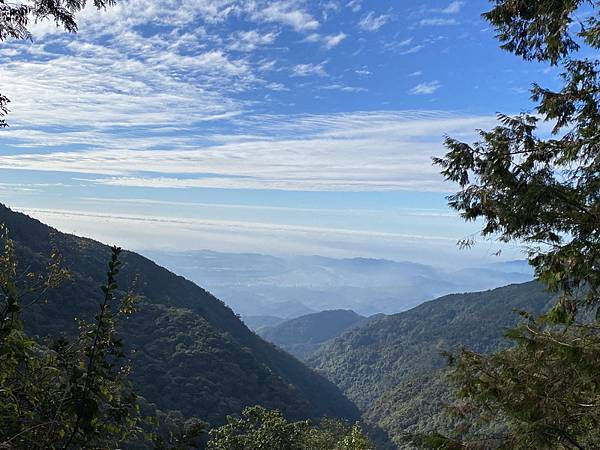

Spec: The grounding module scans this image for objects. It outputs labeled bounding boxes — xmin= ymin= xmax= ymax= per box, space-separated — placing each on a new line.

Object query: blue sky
xmin=0 ymin=0 xmax=559 ymax=266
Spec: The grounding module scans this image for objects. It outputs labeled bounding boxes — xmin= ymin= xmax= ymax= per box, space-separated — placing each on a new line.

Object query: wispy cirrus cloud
xmin=409 ymin=80 xmax=441 ymax=95
xmin=304 ymin=31 xmax=347 ymax=49
xmin=323 ymin=32 xmax=347 ymax=49
xmin=291 ymin=60 xmax=329 ymax=76
xmin=441 ymin=1 xmax=465 ymax=14
xmin=346 ymin=0 xmax=362 ymax=13
xmin=359 ymin=11 xmax=390 ymax=32
xmin=15 ymin=206 xmax=478 ymax=263
xmin=0 ymin=0 xmax=344 ymax=138
xmin=0 ymin=111 xmax=496 ymax=192
xmin=251 ymin=0 xmax=319 ymax=31
xmin=321 ymin=83 xmax=366 ymax=93
xmin=228 ymin=30 xmax=279 ymax=52
xmin=0 ymin=51 xmax=245 ymax=129
xmin=384 ymin=38 xmax=424 ymax=55
xmin=419 ymin=18 xmax=458 ymax=26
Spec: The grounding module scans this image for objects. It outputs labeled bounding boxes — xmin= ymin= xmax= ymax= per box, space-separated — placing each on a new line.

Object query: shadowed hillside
xmin=258 ymin=309 xmax=368 ymax=360
xmin=0 ymin=204 xmax=359 ymax=426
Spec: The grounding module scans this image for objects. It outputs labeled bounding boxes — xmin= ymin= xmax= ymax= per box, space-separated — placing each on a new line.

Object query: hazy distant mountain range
xmin=144 ymin=250 xmax=534 ymax=316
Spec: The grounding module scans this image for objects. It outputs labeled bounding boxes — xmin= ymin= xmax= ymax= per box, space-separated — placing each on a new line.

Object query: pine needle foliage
xmin=424 ymin=1 xmax=600 ymax=448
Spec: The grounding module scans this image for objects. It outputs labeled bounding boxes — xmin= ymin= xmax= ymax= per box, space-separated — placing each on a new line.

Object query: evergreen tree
xmin=422 ymin=0 xmax=600 ymax=448
xmin=434 ymin=0 xmax=599 ymax=320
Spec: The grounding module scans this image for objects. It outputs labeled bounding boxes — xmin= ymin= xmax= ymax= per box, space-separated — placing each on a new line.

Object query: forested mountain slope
xmin=258 ymin=309 xmax=368 ymax=360
xmin=306 ymin=282 xmax=556 ymax=447
xmin=0 ymin=204 xmax=358 ymax=426
xmin=310 ymin=282 xmax=555 ymax=411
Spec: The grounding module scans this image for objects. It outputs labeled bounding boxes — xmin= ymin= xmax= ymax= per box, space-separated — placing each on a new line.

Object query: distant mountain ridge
xmin=145 ymin=250 xmax=534 ymax=317
xmin=257 ymin=309 xmax=369 ymax=360
xmin=0 ymin=204 xmax=359 ymax=426
xmin=243 ymin=315 xmax=286 ymax=331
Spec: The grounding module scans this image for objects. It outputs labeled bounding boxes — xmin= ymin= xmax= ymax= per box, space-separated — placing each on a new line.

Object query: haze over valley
xmin=145 ymin=250 xmax=533 ymax=317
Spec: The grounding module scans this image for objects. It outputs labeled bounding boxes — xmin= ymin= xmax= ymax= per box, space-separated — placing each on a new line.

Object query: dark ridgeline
xmin=258 ymin=309 xmax=368 ymax=360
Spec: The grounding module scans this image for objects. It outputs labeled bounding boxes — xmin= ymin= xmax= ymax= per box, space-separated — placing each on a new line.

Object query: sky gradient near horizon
xmin=0 ymin=0 xmax=559 ymax=266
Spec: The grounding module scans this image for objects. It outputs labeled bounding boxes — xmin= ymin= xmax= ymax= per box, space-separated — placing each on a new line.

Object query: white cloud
xmin=0 ymin=1 xmax=308 ymax=136
xmin=303 ymin=31 xmax=346 ymax=49
xmin=321 ymin=1 xmax=341 ymax=21
xmin=382 ymin=37 xmax=424 ymax=55
xmin=322 ymin=83 xmax=366 ymax=92
xmin=0 ymin=0 xmax=345 ymax=139
xmin=304 ymin=33 xmax=322 ymax=43
xmin=252 ymin=1 xmax=319 ymax=31
xmin=346 ymin=0 xmax=362 ymax=13
xmin=228 ymin=30 xmax=278 ymax=52
xmin=359 ymin=11 xmax=390 ymax=32
xmin=420 ymin=18 xmax=458 ymax=26
xmin=409 ymin=81 xmax=441 ymax=95
xmin=323 ymin=32 xmax=347 ymax=49
xmin=441 ymin=1 xmax=465 ymax=14
xmin=0 ymin=50 xmax=245 ymax=129
xmin=291 ymin=61 xmax=328 ymax=77
xmin=400 ymin=44 xmax=424 ymax=55
xmin=0 ymin=111 xmax=496 ymax=192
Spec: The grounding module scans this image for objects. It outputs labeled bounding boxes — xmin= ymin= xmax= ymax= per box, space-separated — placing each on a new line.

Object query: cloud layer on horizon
xmin=0 ymin=111 xmax=496 ymax=192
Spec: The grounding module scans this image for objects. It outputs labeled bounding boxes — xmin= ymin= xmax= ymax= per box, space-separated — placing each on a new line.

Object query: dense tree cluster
xmin=308 ymin=282 xmax=555 ymax=447
xmin=208 ymin=406 xmax=372 ymax=450
xmin=310 ymin=282 xmax=554 ymax=411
